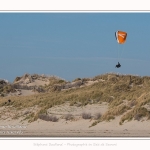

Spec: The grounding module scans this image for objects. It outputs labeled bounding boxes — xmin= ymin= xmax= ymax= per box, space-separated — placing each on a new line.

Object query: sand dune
xmin=1 ymin=73 xmax=150 ymax=137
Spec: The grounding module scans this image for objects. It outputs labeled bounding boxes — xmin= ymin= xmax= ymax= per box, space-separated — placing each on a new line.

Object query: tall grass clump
xmin=120 ymin=107 xmax=150 ymax=125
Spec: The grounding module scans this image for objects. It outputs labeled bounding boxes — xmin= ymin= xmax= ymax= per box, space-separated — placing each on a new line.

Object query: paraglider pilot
xmin=115 ymin=62 xmax=121 ymax=68
xmin=115 ymin=31 xmax=127 ymax=68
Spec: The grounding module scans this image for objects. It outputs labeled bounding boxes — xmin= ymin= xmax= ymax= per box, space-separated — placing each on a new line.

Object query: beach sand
xmin=0 ymin=102 xmax=150 ymax=137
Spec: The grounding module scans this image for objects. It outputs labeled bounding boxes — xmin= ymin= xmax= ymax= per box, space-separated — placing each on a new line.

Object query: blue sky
xmin=0 ymin=13 xmax=150 ymax=82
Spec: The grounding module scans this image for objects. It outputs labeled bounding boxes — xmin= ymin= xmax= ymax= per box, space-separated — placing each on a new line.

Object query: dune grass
xmin=1 ymin=73 xmax=150 ymax=124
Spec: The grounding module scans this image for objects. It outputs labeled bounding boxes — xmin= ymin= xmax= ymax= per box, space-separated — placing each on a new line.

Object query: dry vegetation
xmin=1 ymin=73 xmax=150 ymax=126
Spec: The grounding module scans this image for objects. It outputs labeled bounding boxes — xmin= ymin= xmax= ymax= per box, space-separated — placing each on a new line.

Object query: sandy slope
xmin=27 ymin=79 xmax=49 ymax=87
xmin=7 ymin=90 xmax=36 ymax=97
xmin=0 ymin=102 xmax=150 ymax=137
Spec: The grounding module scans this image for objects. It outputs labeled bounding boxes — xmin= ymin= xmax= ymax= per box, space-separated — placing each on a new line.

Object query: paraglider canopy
xmin=115 ymin=31 xmax=127 ymax=44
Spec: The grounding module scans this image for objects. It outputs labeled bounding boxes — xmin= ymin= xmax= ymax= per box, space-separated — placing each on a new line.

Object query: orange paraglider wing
xmin=115 ymin=31 xmax=127 ymax=44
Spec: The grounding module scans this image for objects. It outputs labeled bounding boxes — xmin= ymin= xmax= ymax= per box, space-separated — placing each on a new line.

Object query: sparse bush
xmin=82 ymin=112 xmax=91 ymax=119
xmin=82 ymin=78 xmax=91 ymax=82
xmin=73 ymin=78 xmax=81 ymax=82
xmin=93 ymin=113 xmax=101 ymax=120
xmin=38 ymin=114 xmax=58 ymax=122
xmin=129 ymin=100 xmax=137 ymax=107
xmin=74 ymin=102 xmax=82 ymax=107
xmin=64 ymin=114 xmax=74 ymax=121
xmin=119 ymin=121 xmax=122 ymax=125
xmin=51 ymin=116 xmax=59 ymax=122
xmin=38 ymin=114 xmax=50 ymax=121
xmin=120 ymin=107 xmax=149 ymax=124
xmin=103 ymin=105 xmax=129 ymax=121
xmin=12 ymin=114 xmax=19 ymax=120
xmin=24 ymin=112 xmax=35 ymax=121
xmin=90 ymin=121 xmax=98 ymax=127
xmin=1 ymin=93 xmax=4 ymax=97
xmin=104 ymin=115 xmax=115 ymax=121
xmin=23 ymin=110 xmax=30 ymax=115
xmin=58 ymin=80 xmax=65 ymax=83
xmin=69 ymin=101 xmax=76 ymax=106
xmin=134 ymin=114 xmax=142 ymax=121
xmin=120 ymin=113 xmax=133 ymax=124
xmin=14 ymin=77 xmax=21 ymax=82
